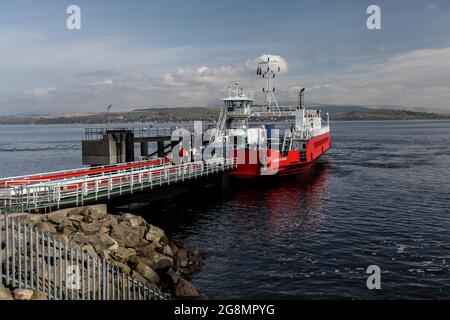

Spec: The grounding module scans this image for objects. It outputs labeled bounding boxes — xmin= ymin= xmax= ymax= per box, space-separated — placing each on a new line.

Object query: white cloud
xmin=246 ymin=54 xmax=288 ymax=74
xmin=25 ymin=87 xmax=58 ymax=98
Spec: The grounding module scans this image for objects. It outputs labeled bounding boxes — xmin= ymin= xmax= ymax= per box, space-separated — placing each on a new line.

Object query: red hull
xmin=229 ymin=132 xmax=331 ymax=178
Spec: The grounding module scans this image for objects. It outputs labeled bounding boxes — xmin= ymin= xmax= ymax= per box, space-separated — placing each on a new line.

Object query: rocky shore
xmin=0 ymin=284 xmax=47 ymax=300
xmin=17 ymin=205 xmax=204 ymax=299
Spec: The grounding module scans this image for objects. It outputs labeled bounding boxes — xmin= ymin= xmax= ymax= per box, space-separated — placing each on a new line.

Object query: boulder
xmin=145 ymin=225 xmax=166 ymax=243
xmin=70 ymin=232 xmax=90 ymax=245
xmin=145 ymin=252 xmax=174 ymax=270
xmin=176 ymin=248 xmax=189 ymax=268
xmin=79 ymin=207 xmax=92 ymax=217
xmin=31 ymin=291 xmax=48 ymax=300
xmin=175 ymin=279 xmax=199 ymax=298
xmin=88 ymin=233 xmax=119 ymax=252
xmin=111 ymin=260 xmax=131 ymax=274
xmin=98 ymin=249 xmax=112 ymax=260
xmin=12 ymin=288 xmax=34 ymax=300
xmin=163 ymin=245 xmax=174 ymax=258
xmin=88 ymin=208 xmax=107 ymax=221
xmin=110 ymin=223 xmax=142 ymax=248
xmin=113 ymin=247 xmax=137 ymax=262
xmin=36 ymin=222 xmax=57 ymax=234
xmin=28 ymin=214 xmax=44 ymax=224
xmin=82 ymin=244 xmax=98 ymax=258
xmin=167 ymin=268 xmax=181 ymax=285
xmin=79 ymin=222 xmax=99 ymax=236
xmin=47 ymin=211 xmax=67 ymax=225
xmin=129 ymin=256 xmax=155 ymax=269
xmin=119 ymin=213 xmax=145 ymax=228
xmin=135 ymin=263 xmax=160 ymax=284
xmin=68 ymin=214 xmax=85 ymax=223
xmin=58 ymin=219 xmax=77 ymax=237
xmin=169 ymin=243 xmax=179 ymax=256
xmin=140 ymin=243 xmax=162 ymax=257
xmin=0 ymin=284 xmax=13 ymax=300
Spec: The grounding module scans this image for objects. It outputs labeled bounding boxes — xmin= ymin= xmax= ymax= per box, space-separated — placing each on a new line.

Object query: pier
xmin=0 ymin=157 xmax=236 ymax=214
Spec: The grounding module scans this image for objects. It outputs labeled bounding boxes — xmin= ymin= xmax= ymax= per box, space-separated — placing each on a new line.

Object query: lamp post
xmin=107 ymin=104 xmax=112 ymax=131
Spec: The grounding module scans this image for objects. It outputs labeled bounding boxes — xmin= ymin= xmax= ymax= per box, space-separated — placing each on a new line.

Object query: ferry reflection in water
xmin=228 ymin=162 xmax=331 ymax=238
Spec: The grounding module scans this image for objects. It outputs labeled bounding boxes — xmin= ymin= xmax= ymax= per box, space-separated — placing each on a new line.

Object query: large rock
xmin=167 ymin=268 xmax=181 ymax=285
xmin=145 ymin=252 xmax=174 ymax=270
xmin=129 ymin=256 xmax=155 ymax=269
xmin=175 ymin=279 xmax=199 ymax=298
xmin=58 ymin=218 xmax=75 ymax=233
xmin=0 ymin=284 xmax=13 ymax=300
xmin=28 ymin=214 xmax=44 ymax=224
xmin=31 ymin=291 xmax=48 ymax=300
xmin=47 ymin=211 xmax=67 ymax=225
xmin=87 ymin=208 xmax=107 ymax=221
xmin=135 ymin=263 xmax=160 ymax=284
xmin=79 ymin=222 xmax=99 ymax=236
xmin=176 ymin=248 xmax=189 ymax=268
xmin=12 ymin=289 xmax=34 ymax=300
xmin=145 ymin=225 xmax=166 ymax=243
xmin=111 ymin=260 xmax=131 ymax=274
xmin=36 ymin=222 xmax=57 ymax=234
xmin=68 ymin=214 xmax=85 ymax=223
xmin=119 ymin=213 xmax=145 ymax=228
xmin=82 ymin=244 xmax=98 ymax=258
xmin=88 ymin=233 xmax=119 ymax=252
xmin=113 ymin=247 xmax=137 ymax=262
xmin=70 ymin=232 xmax=90 ymax=245
xmin=110 ymin=223 xmax=142 ymax=248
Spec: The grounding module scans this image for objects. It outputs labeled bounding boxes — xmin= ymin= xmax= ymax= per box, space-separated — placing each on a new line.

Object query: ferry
xmin=216 ymin=56 xmax=331 ymax=178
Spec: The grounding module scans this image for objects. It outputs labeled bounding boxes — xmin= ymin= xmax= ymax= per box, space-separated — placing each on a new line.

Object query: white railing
xmin=1 ymin=158 xmax=237 ymax=213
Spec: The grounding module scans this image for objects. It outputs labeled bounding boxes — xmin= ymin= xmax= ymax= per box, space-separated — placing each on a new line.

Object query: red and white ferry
xmin=216 ymin=57 xmax=331 ymax=178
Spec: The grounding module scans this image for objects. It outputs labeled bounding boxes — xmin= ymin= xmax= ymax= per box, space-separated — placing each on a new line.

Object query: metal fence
xmin=0 ymin=211 xmax=168 ymax=300
xmin=1 ymin=158 xmax=236 ymax=213
xmin=84 ymin=126 xmax=196 ymax=141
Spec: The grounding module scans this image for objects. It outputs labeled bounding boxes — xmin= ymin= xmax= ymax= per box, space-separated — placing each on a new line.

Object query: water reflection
xmin=228 ymin=162 xmax=331 ymax=238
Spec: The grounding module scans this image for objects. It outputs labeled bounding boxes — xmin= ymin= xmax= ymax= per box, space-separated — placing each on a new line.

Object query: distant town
xmin=0 ymin=105 xmax=448 ymax=125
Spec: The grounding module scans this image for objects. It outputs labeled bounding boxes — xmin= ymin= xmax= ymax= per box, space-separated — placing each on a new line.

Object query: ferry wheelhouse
xmin=216 ymin=57 xmax=331 ymax=178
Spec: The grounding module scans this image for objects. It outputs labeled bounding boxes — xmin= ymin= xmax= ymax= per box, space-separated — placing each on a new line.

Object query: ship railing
xmin=0 ymin=211 xmax=168 ymax=300
xmin=0 ymin=157 xmax=237 ymax=213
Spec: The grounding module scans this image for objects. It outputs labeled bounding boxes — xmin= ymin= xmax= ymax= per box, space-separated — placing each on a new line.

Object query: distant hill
xmin=0 ymin=105 xmax=448 ymax=125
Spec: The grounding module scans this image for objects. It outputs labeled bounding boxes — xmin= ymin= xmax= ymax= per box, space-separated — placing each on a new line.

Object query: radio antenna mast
xmin=256 ymin=56 xmax=281 ymax=112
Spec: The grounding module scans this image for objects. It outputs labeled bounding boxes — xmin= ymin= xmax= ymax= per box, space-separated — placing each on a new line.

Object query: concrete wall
xmin=82 ymin=133 xmax=127 ymax=166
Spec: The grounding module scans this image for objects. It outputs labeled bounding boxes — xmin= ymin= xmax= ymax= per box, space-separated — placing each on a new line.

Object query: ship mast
xmin=256 ymin=56 xmax=281 ymax=113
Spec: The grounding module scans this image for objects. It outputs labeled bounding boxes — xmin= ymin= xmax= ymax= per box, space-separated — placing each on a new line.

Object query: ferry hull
xmin=229 ymin=132 xmax=331 ymax=179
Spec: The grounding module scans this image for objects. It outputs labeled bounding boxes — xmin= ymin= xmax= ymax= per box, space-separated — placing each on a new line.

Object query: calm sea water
xmin=1 ymin=121 xmax=450 ymax=299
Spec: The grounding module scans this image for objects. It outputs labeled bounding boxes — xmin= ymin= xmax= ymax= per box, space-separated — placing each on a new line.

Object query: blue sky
xmin=0 ymin=0 xmax=449 ymax=114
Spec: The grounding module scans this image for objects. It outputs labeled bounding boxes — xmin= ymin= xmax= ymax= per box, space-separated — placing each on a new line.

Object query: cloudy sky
xmin=0 ymin=0 xmax=450 ymax=115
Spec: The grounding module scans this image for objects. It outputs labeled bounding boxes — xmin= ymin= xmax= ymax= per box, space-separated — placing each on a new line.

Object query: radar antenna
xmin=257 ymin=56 xmax=281 ymax=112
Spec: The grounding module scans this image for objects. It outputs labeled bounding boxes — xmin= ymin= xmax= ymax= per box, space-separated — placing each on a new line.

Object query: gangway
xmin=0 ymin=158 xmax=236 ymax=213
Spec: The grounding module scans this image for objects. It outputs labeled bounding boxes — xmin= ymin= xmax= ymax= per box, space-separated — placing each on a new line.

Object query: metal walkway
xmin=0 ymin=158 xmax=236 ymax=213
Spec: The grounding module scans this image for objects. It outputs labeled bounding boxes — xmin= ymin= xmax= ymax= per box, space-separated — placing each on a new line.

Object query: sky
xmin=0 ymin=0 xmax=450 ymax=115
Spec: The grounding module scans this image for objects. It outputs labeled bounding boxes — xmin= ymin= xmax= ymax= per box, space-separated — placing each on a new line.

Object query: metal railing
xmin=0 ymin=212 xmax=168 ymax=300
xmin=1 ymin=158 xmax=237 ymax=213
xmin=85 ymin=126 xmax=196 ymax=141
